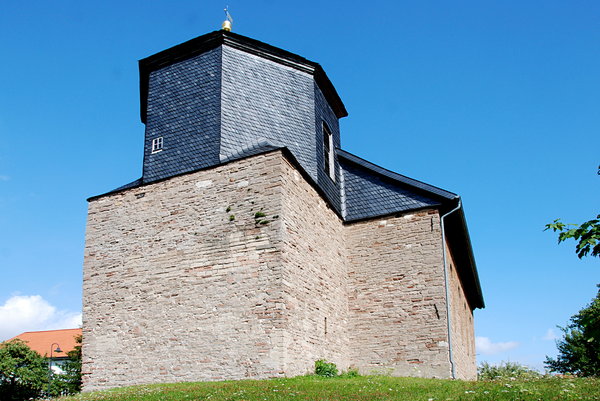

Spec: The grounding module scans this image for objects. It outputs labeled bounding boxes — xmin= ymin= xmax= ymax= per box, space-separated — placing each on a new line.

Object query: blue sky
xmin=0 ymin=1 xmax=598 ymax=371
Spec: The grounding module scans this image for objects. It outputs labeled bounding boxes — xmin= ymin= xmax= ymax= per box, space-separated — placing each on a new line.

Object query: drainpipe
xmin=440 ymin=198 xmax=461 ymax=379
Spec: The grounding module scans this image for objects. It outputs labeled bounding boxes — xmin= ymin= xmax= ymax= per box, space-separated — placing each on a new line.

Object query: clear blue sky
xmin=1 ymin=1 xmax=598 ymax=371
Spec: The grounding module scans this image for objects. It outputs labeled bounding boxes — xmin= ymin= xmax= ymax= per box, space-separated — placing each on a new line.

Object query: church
xmin=82 ymin=28 xmax=484 ymax=390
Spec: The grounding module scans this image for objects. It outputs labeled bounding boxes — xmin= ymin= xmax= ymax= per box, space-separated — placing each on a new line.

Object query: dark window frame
xmin=151 ymin=137 xmax=163 ymax=153
xmin=322 ymin=122 xmax=335 ymax=181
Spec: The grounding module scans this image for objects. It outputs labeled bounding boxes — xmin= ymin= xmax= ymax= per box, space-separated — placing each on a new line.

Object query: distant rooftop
xmin=7 ymin=328 xmax=81 ymax=358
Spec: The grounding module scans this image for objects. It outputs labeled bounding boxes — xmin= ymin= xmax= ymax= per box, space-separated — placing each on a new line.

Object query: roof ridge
xmin=19 ymin=328 xmax=81 ymax=334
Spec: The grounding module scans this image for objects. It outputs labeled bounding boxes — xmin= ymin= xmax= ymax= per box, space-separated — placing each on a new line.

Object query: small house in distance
xmin=82 ymin=29 xmax=484 ymax=391
xmin=9 ymin=328 xmax=81 ymax=372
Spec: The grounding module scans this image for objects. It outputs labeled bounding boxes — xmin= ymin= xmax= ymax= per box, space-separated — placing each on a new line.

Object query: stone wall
xmin=447 ymin=244 xmax=477 ymax=380
xmin=83 ymin=152 xmax=289 ymax=390
xmin=279 ymin=159 xmax=349 ymax=375
xmin=83 ymin=151 xmax=477 ymax=390
xmin=346 ymin=210 xmax=452 ymax=378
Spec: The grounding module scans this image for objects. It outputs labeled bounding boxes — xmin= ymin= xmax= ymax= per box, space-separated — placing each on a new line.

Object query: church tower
xmin=139 ymin=31 xmax=346 ymax=214
xmin=82 ymin=30 xmax=483 ymax=391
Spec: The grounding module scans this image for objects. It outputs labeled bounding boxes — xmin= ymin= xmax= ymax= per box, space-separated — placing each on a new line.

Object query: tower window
xmin=151 ymin=137 xmax=163 ymax=153
xmin=323 ymin=122 xmax=335 ymax=181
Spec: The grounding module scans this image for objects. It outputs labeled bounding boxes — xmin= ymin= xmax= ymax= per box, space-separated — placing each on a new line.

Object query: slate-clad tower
xmin=82 ymin=30 xmax=484 ymax=391
xmin=138 ymin=32 xmax=345 ymax=213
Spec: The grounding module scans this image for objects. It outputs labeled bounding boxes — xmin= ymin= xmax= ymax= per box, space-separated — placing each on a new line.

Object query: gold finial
xmin=222 ymin=6 xmax=233 ymax=31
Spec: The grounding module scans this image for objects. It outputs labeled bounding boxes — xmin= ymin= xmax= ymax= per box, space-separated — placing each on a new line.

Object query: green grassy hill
xmin=62 ymin=375 xmax=600 ymax=401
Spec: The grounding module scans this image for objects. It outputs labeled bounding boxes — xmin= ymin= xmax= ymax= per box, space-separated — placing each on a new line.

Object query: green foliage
xmin=313 ymin=360 xmax=359 ymax=378
xmin=339 ymin=367 xmax=360 ymax=378
xmin=314 ymin=359 xmax=338 ymax=377
xmin=0 ymin=339 xmax=48 ymax=401
xmin=545 ymin=214 xmax=600 ymax=258
xmin=49 ymin=334 xmax=82 ymax=396
xmin=253 ymin=211 xmax=273 ymax=226
xmin=229 ymin=214 xmax=235 ymax=221
xmin=478 ymin=361 xmax=542 ymax=381
xmin=545 ymin=287 xmax=600 ymax=377
xmin=58 ymin=375 xmax=600 ymax=401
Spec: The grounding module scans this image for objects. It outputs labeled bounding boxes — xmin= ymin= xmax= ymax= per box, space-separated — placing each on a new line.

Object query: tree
xmin=0 ymin=339 xmax=48 ymax=401
xmin=544 ymin=165 xmax=600 ymax=259
xmin=545 ymin=215 xmax=600 ymax=258
xmin=544 ymin=166 xmax=599 ymax=376
xmin=49 ymin=334 xmax=82 ymax=396
xmin=545 ymin=286 xmax=600 ymax=376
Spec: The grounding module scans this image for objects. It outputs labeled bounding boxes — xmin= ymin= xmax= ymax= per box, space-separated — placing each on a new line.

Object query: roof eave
xmin=458 ymin=206 xmax=485 ymax=309
xmin=445 ymin=199 xmax=485 ymax=309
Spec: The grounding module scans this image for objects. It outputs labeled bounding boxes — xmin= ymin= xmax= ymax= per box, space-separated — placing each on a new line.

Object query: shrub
xmin=314 ymin=359 xmax=338 ymax=377
xmin=478 ymin=361 xmax=542 ymax=381
xmin=339 ymin=367 xmax=360 ymax=378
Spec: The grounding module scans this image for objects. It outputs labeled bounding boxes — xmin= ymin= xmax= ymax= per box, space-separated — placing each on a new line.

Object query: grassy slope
xmin=62 ymin=376 xmax=600 ymax=401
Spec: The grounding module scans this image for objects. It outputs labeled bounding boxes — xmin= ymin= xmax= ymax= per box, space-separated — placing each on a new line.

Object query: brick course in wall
xmin=82 ymin=150 xmax=477 ymax=390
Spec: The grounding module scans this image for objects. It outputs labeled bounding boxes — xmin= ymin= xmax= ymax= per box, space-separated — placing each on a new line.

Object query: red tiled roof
xmin=7 ymin=328 xmax=81 ymax=358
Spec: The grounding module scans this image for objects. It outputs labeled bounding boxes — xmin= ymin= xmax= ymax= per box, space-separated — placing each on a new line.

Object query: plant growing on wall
xmin=253 ymin=210 xmax=278 ymax=226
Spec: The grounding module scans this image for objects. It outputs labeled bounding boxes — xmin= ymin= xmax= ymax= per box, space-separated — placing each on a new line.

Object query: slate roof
xmin=219 ymin=139 xmax=281 ymax=163
xmin=338 ymin=149 xmax=456 ymax=222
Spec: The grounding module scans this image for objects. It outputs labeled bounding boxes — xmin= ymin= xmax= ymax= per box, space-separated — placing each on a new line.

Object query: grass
xmin=60 ymin=375 xmax=600 ymax=401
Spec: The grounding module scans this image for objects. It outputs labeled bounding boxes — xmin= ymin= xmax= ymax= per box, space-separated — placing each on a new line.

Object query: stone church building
xmin=82 ymin=30 xmax=484 ymax=390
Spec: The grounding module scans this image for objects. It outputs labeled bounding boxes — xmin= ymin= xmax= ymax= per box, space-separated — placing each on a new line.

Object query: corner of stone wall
xmin=278 ymin=156 xmax=350 ymax=376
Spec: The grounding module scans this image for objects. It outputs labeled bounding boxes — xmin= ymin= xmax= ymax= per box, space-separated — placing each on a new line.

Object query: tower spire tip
xmin=222 ymin=6 xmax=233 ymax=32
